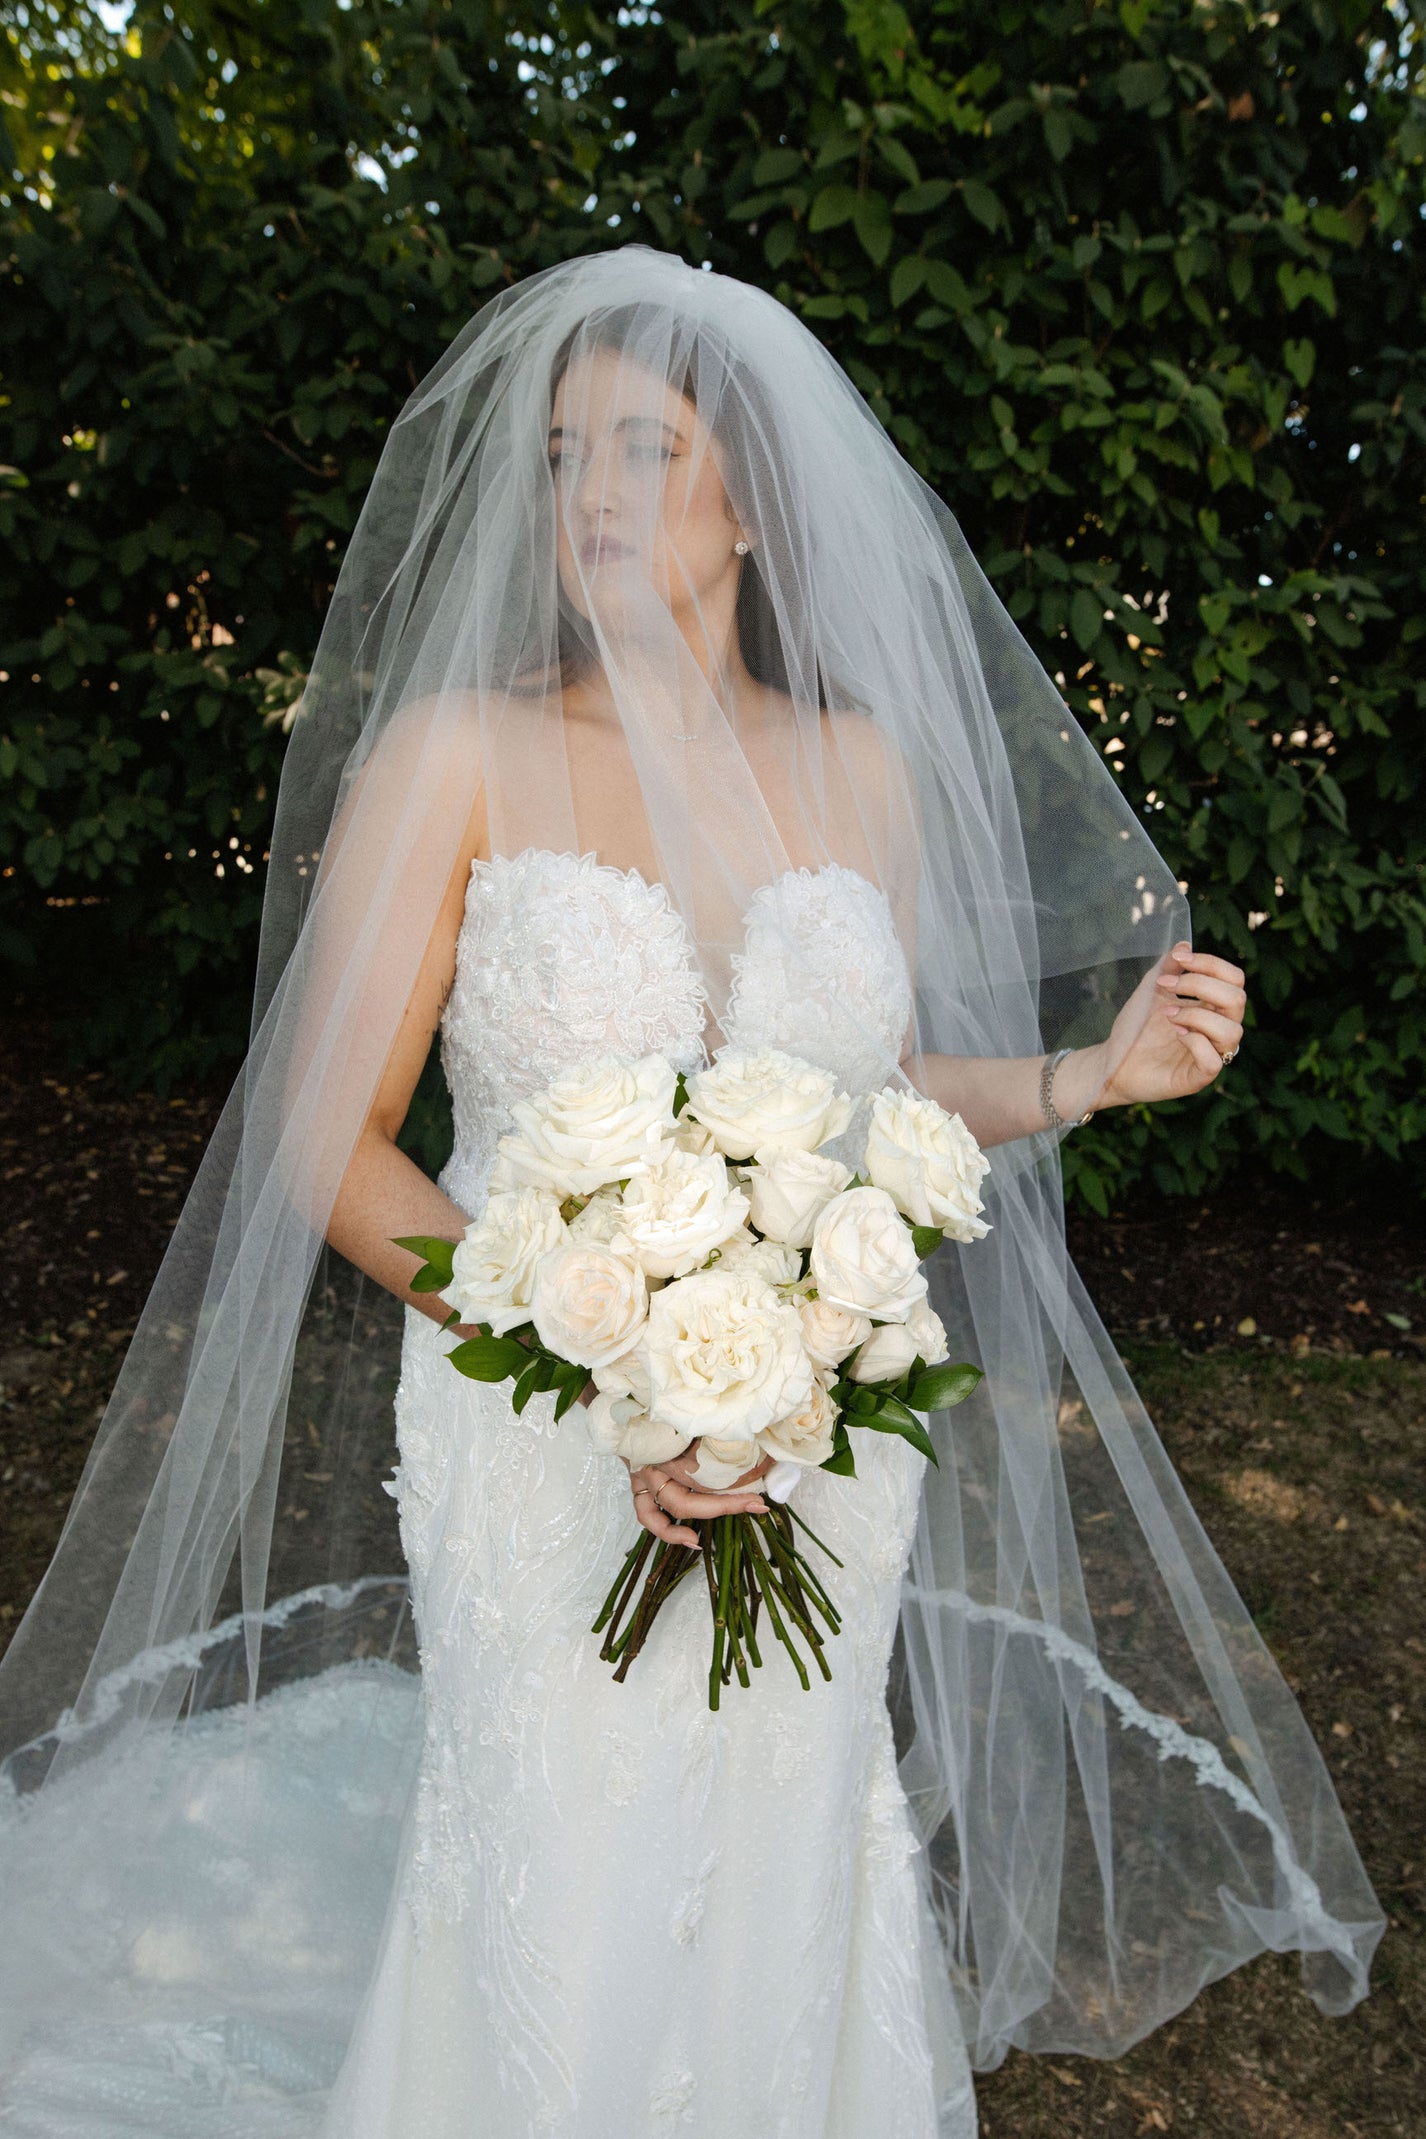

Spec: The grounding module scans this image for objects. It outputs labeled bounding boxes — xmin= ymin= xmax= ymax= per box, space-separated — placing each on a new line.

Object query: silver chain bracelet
xmin=1040 ymin=1046 xmax=1094 ymax=1130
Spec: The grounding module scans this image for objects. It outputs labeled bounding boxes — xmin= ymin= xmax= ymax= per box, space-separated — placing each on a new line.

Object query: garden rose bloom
xmin=644 ymin=1267 xmax=813 ymax=1439
xmin=809 ymin=1186 xmax=928 ymax=1323
xmin=439 ymin=1187 xmax=566 ymax=1335
xmin=566 ymin=1186 xmax=627 ymax=1245
xmin=691 ymin=1436 xmax=764 ymax=1490
xmin=864 ymin=1087 xmax=991 ymax=1243
xmin=491 ymin=1052 xmax=677 ymax=1195
xmin=616 ymin=1144 xmax=748 ymax=1280
xmin=530 ymin=1242 xmax=648 ymax=1368
xmin=685 ymin=1047 xmax=852 ymax=1161
xmin=707 ymin=1229 xmax=803 ymax=1286
xmin=742 ymin=1145 xmax=851 ymax=1249
xmin=846 ymin=1302 xmax=948 ymax=1383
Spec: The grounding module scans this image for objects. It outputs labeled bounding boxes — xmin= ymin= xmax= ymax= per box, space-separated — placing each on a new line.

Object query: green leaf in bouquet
xmin=911 ymin=1223 xmax=944 ymax=1259
xmin=820 ymin=1419 xmax=857 ymax=1477
xmin=447 ymin=1332 xmax=529 ymax=1382
xmin=511 ymin=1358 xmax=543 ymax=1414
xmin=909 ymin=1361 xmax=985 ymax=1413
xmin=438 ymin=1308 xmax=462 ymax=1332
xmin=390 ymin=1234 xmax=456 ymax=1291
xmin=861 ymin=1402 xmax=939 ymax=1465
xmin=673 ymin=1070 xmax=690 ymax=1117
xmin=552 ymin=1362 xmax=592 ymax=1421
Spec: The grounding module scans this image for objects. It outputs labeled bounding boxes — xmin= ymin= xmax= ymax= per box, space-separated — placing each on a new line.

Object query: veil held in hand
xmin=0 ymin=245 xmax=1381 ymax=2073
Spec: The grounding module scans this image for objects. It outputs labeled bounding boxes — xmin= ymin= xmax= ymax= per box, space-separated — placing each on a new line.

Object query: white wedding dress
xmin=0 ymin=847 xmax=978 ymax=2139
xmin=326 ymin=848 xmax=977 ymax=2139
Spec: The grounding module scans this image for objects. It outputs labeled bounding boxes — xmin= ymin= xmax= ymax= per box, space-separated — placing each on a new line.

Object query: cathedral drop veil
xmin=0 ymin=245 xmax=1382 ymax=2134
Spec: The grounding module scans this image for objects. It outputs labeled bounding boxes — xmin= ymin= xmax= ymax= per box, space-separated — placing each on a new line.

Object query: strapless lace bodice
xmin=437 ymin=847 xmax=912 ymax=1213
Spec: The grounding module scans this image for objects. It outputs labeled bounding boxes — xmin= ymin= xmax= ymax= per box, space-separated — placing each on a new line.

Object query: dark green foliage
xmin=2 ymin=0 xmax=1422 ymax=1205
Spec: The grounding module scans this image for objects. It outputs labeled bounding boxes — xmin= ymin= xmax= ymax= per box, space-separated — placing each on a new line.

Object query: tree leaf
xmin=809 ymin=183 xmax=859 ymax=232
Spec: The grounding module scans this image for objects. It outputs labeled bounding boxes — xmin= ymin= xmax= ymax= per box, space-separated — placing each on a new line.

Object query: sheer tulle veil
xmin=0 ymin=245 xmax=1382 ymax=2077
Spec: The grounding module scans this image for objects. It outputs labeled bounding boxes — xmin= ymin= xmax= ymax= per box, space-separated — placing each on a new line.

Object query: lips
xmin=579 ymin=535 xmax=632 ymax=568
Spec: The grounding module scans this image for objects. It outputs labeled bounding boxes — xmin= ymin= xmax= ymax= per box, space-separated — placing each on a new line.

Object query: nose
xmin=564 ymin=440 xmax=621 ymax=524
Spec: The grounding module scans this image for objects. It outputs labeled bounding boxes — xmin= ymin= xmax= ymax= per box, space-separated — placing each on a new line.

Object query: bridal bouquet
xmin=395 ymin=1046 xmax=989 ymax=1708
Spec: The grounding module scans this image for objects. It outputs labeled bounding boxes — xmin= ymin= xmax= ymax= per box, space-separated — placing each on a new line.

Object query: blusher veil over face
xmin=0 ymin=247 xmax=1381 ymax=2077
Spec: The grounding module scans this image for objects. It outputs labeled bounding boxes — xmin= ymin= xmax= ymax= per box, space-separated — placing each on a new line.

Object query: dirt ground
xmin=1 ymin=1020 xmax=1423 ymax=2135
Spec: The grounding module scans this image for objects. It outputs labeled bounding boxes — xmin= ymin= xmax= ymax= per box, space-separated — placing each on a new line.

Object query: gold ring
xmin=1221 ymin=1044 xmax=1239 ymax=1064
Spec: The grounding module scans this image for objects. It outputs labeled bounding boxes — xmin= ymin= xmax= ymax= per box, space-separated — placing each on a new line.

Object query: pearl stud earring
xmin=734 ymin=538 xmax=749 ymax=555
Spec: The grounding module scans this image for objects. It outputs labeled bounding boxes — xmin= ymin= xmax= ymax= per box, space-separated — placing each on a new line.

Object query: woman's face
xmin=548 ymin=348 xmax=747 ymax=654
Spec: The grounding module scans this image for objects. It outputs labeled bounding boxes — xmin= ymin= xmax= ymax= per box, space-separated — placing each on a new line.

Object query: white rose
xmin=671 ymin=1109 xmax=719 ymax=1157
xmin=685 ymin=1047 xmax=853 ymax=1161
xmin=758 ymin=1373 xmax=837 ymax=1468
xmin=438 ymin=1187 xmax=566 ymax=1335
xmin=742 ymin=1145 xmax=852 ymax=1249
xmin=644 ymin=1268 xmax=814 ymax=1440
xmin=846 ymin=1300 xmax=948 ymax=1383
xmin=566 ymin=1186 xmax=627 ymax=1245
xmin=906 ymin=1299 xmax=950 ymax=1365
xmin=615 ymin=1144 xmax=748 ymax=1280
xmin=691 ymin=1436 xmax=764 ymax=1490
xmin=585 ymin=1389 xmax=692 ymax=1470
xmin=705 ymin=1228 xmax=803 ymax=1287
xmin=530 ymin=1243 xmax=648 ymax=1368
xmin=864 ymin=1088 xmax=992 ymax=1243
xmin=492 ymin=1052 xmax=677 ymax=1196
xmin=591 ymin=1341 xmax=651 ymax=1408
xmin=809 ymin=1185 xmax=928 ymax=1323
xmin=846 ymin=1321 xmax=917 ymax=1383
xmin=796 ymin=1295 xmax=872 ymax=1372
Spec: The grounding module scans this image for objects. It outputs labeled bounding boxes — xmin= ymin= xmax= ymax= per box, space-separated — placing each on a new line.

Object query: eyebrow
xmin=547 ymin=417 xmax=682 ymax=444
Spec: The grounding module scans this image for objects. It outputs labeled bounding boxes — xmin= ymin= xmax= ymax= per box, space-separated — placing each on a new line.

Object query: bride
xmin=0 ymin=247 xmax=1382 ymax=2138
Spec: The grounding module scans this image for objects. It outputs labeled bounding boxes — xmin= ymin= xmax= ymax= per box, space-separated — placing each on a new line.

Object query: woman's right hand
xmin=624 ymin=1443 xmax=772 ymax=1550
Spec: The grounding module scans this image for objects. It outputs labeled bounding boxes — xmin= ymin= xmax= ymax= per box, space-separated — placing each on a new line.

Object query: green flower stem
xmin=743 ymin=1530 xmax=811 ymax=1693
xmin=591 ymin=1535 xmax=650 ymax=1637
xmin=745 ymin=1521 xmax=833 ymax=1683
xmin=595 ymin=1530 xmax=656 ymax=1658
xmin=763 ymin=1515 xmax=841 ymax=1635
xmin=785 ymin=1503 xmax=845 ymax=1571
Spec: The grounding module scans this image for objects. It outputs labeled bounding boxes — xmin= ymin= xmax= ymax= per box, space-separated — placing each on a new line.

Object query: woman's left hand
xmin=1092 ymin=942 xmax=1247 ymax=1109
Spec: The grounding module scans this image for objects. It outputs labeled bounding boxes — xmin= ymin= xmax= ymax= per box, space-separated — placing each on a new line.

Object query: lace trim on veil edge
xmin=2 ymin=1568 xmax=1362 ymax=1987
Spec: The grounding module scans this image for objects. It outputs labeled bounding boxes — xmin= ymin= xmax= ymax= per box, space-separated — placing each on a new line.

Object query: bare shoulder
xmin=822 ymin=705 xmax=910 ymax=795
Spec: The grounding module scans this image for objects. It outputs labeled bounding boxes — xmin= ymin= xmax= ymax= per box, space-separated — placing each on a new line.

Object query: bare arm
xmin=901 ymin=945 xmax=1248 ymax=1149
xmin=322 ymin=785 xmax=489 ymax=1328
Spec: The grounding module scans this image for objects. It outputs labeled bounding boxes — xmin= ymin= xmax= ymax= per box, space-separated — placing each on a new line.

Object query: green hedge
xmin=2 ymin=0 xmax=1423 ymax=1209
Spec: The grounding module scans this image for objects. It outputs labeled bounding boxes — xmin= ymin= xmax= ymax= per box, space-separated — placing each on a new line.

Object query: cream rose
xmin=529 ymin=1242 xmax=648 ymax=1368
xmin=438 ymin=1187 xmax=566 ymax=1335
xmin=566 ymin=1186 xmax=627 ymax=1246
xmin=706 ymin=1228 xmax=803 ymax=1287
xmin=684 ymin=1047 xmax=852 ymax=1161
xmin=864 ymin=1087 xmax=992 ymax=1243
xmin=644 ymin=1267 xmax=814 ymax=1440
xmin=796 ymin=1295 xmax=873 ymax=1372
xmin=742 ymin=1145 xmax=852 ymax=1248
xmin=758 ymin=1373 xmax=837 ymax=1469
xmin=809 ymin=1185 xmax=928 ymax=1323
xmin=671 ymin=1109 xmax=719 ymax=1157
xmin=491 ymin=1052 xmax=677 ymax=1196
xmin=691 ymin=1436 xmax=764 ymax=1490
xmin=591 ymin=1341 xmax=652 ymax=1408
xmin=846 ymin=1300 xmax=948 ymax=1383
xmin=615 ymin=1144 xmax=748 ymax=1280
xmin=585 ymin=1389 xmax=692 ymax=1470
